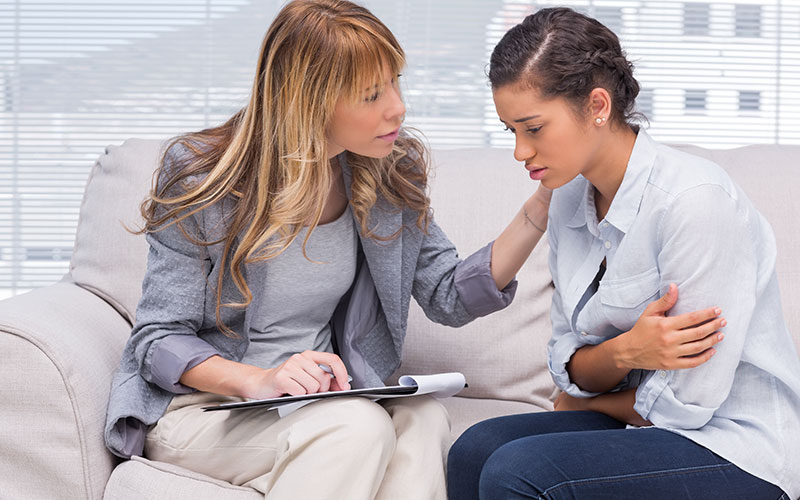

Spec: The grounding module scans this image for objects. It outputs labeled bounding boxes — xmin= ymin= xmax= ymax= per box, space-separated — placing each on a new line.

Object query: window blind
xmin=2 ymin=0 xmax=798 ymax=298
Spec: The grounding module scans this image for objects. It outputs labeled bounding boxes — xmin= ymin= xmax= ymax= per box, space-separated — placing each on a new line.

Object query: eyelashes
xmin=364 ymin=74 xmax=403 ymax=103
xmin=503 ymin=125 xmax=542 ymax=135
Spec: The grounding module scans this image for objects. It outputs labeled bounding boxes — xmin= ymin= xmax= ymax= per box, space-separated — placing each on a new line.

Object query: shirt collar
xmin=565 ymin=128 xmax=657 ymax=235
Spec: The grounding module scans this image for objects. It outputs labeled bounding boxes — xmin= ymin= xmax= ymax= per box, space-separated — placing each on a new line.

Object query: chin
xmin=352 ymin=144 xmax=395 ymax=159
xmin=541 ymin=175 xmax=574 ymax=190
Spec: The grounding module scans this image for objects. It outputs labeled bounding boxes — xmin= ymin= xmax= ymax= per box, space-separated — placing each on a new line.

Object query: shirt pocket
xmin=599 ymin=266 xmax=661 ymax=331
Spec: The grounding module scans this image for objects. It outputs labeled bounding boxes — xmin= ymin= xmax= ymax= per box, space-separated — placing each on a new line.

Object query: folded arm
xmin=566 ymin=284 xmax=725 ymax=394
xmin=634 ymin=185 xmax=757 ymax=429
xmin=554 ymin=389 xmax=651 ymax=427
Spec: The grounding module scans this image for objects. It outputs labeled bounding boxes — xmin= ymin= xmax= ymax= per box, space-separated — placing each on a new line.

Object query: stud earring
xmin=595 ymin=117 xmax=606 ymax=125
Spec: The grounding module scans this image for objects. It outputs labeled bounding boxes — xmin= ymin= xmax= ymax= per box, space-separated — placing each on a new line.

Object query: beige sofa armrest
xmin=0 ymin=281 xmax=130 ymax=500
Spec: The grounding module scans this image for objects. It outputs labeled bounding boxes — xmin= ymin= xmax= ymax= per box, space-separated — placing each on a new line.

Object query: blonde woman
xmin=103 ymin=1 xmax=551 ymax=498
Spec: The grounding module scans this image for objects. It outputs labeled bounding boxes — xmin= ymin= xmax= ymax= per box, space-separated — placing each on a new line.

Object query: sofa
xmin=1 ymin=138 xmax=799 ymax=499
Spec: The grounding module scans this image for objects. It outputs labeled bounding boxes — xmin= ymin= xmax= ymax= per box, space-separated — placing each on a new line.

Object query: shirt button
xmin=659 ymin=370 xmax=667 ymax=378
xmin=581 ymin=331 xmax=588 ymax=336
xmin=604 ymin=241 xmax=612 ymax=249
xmin=600 ymin=222 xmax=609 ymax=229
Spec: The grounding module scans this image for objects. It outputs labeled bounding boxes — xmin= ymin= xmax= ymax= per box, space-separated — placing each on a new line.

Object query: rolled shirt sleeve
xmin=633 ymin=185 xmax=759 ymax=429
xmin=547 ymin=288 xmax=603 ymax=398
xmin=146 ymin=335 xmax=220 ymax=393
xmin=454 ymin=241 xmax=517 ymax=317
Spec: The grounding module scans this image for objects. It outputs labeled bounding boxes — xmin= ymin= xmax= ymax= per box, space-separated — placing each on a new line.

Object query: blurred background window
xmin=2 ymin=0 xmax=798 ymax=297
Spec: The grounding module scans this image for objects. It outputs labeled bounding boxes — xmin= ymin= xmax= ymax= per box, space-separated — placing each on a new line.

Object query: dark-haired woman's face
xmin=493 ymin=85 xmax=598 ymax=190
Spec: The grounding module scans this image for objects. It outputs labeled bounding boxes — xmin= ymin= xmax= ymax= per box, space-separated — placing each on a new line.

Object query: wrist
xmin=607 ymin=335 xmax=631 ymax=370
xmin=582 ymin=394 xmax=598 ymax=412
xmin=522 ymin=198 xmax=547 ymax=233
xmin=233 ymin=365 xmax=273 ymax=399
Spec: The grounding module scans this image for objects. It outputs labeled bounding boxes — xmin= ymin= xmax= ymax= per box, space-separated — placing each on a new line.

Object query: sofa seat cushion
xmin=104 ymin=457 xmax=262 ymax=500
xmin=442 ymin=395 xmax=549 ymax=441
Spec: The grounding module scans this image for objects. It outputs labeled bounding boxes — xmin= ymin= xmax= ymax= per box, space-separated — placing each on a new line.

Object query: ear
xmin=587 ymin=87 xmax=612 ymax=126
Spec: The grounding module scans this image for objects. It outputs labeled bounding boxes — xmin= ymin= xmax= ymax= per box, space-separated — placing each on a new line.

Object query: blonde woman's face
xmin=327 ymin=65 xmax=406 ymax=159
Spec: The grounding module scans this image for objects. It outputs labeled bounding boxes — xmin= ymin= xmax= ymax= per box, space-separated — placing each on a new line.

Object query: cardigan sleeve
xmin=128 ymin=143 xmax=221 ymax=393
xmin=411 ymin=218 xmax=516 ymax=327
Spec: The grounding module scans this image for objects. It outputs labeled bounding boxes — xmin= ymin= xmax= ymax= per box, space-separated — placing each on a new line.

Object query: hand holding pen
xmin=239 ymin=350 xmax=352 ymax=400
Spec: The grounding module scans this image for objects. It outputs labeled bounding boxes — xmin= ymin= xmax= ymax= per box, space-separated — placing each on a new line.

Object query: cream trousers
xmin=144 ymin=393 xmax=451 ymax=500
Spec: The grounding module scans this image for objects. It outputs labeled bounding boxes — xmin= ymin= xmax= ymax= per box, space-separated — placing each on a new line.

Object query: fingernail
xmin=710 ymin=349 xmax=716 ymax=356
xmin=717 ymin=333 xmax=724 ymax=341
xmin=714 ymin=307 xmax=722 ymax=315
xmin=720 ymin=319 xmax=727 ymax=327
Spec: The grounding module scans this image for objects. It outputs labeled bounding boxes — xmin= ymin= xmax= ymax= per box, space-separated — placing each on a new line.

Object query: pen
xmin=318 ymin=364 xmax=354 ymax=383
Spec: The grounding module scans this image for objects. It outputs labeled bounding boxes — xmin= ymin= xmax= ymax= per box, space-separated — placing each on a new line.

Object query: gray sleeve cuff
xmin=148 ymin=335 xmax=220 ymax=394
xmin=454 ymin=241 xmax=517 ymax=317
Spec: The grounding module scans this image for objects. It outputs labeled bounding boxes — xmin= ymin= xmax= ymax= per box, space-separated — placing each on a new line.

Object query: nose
xmin=513 ymin=137 xmax=536 ymax=163
xmin=384 ymin=84 xmax=406 ymax=122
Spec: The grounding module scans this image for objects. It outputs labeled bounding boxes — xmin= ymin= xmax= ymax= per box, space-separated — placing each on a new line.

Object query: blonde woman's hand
xmin=523 ymin=183 xmax=553 ymax=233
xmin=242 ymin=350 xmax=351 ymax=400
xmin=612 ymin=284 xmax=726 ymax=371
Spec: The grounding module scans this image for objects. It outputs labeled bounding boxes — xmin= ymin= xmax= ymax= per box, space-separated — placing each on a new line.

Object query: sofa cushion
xmin=399 ymin=148 xmax=557 ymax=410
xmin=104 ymin=457 xmax=262 ymax=500
xmin=69 ymin=139 xmax=164 ymax=324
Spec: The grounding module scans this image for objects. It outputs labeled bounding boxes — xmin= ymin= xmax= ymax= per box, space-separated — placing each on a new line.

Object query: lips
xmin=378 ymin=127 xmax=401 ymax=142
xmin=526 ymin=164 xmax=547 ymax=181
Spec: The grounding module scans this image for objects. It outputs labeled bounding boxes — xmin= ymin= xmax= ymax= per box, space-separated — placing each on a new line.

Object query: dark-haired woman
xmin=447 ymin=7 xmax=800 ymax=500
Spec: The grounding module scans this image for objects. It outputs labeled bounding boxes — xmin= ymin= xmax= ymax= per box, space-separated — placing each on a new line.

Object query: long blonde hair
xmin=140 ymin=0 xmax=430 ymax=336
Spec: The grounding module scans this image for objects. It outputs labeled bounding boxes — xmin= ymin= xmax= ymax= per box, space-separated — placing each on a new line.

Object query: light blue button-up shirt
xmin=547 ymin=129 xmax=800 ymax=498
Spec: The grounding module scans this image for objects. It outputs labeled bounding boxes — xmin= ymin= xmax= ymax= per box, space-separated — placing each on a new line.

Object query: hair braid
xmin=490 ymin=7 xmax=644 ymax=126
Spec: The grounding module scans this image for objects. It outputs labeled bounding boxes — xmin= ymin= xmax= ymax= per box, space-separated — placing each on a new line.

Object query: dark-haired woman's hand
xmin=553 ymin=391 xmax=589 ymax=412
xmin=612 ymin=284 xmax=726 ymax=371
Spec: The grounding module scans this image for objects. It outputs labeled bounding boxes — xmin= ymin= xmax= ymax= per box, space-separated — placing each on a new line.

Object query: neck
xmin=584 ymin=125 xmax=638 ymax=220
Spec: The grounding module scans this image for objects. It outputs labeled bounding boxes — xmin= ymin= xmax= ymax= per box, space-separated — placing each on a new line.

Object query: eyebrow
xmin=513 ymin=115 xmax=541 ymax=123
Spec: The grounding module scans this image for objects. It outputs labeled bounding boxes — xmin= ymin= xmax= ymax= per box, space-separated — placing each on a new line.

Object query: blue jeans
xmin=447 ymin=411 xmax=788 ymax=500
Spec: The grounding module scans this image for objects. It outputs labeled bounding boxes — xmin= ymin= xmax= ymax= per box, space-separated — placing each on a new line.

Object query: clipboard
xmin=202 ymin=384 xmax=417 ymax=411
xmin=201 ymin=372 xmax=467 ymax=414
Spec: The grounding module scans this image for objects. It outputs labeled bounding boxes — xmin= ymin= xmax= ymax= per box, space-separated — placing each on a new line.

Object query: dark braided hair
xmin=490 ymin=7 xmax=642 ymax=126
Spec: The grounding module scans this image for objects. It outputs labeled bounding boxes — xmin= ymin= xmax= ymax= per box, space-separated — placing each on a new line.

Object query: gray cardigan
xmin=104 ymin=148 xmax=517 ymax=458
